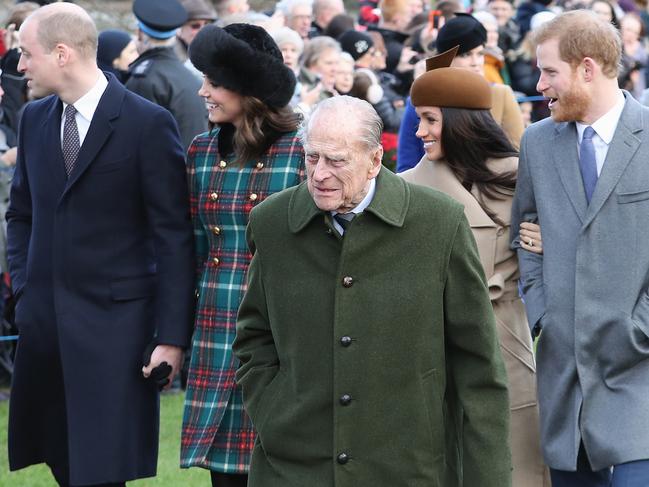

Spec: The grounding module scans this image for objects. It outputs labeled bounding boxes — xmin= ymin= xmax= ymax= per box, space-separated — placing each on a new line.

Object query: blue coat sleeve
xmin=396 ymin=98 xmax=424 ymax=173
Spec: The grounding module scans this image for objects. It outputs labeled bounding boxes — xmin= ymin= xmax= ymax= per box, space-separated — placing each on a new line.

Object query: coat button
xmin=219 ymin=160 xmax=227 ymax=168
xmin=340 ymin=336 xmax=352 ymax=347
xmin=195 ymin=289 xmax=199 ymax=298
xmin=249 ymin=193 xmax=258 ymax=201
xmin=213 ymin=257 xmax=220 ymax=265
xmin=342 ymin=276 xmax=353 ymax=287
xmin=337 ymin=452 xmax=349 ymax=464
xmin=256 ymin=162 xmax=264 ymax=169
xmin=212 ymin=226 xmax=221 ymax=235
xmin=209 ymin=192 xmax=218 ymax=201
xmin=340 ymin=394 xmax=352 ymax=406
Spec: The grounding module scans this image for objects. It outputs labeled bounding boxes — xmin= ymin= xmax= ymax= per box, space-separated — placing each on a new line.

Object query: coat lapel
xmin=410 ymin=159 xmax=498 ymax=228
xmin=551 ymin=121 xmax=587 ymax=223
xmin=583 ymin=94 xmax=642 ymax=228
xmin=62 ymin=74 xmax=125 ymax=197
xmin=43 ymin=97 xmax=67 ymax=187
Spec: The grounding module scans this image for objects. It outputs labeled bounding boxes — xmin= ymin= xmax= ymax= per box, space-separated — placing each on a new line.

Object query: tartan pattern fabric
xmin=181 ymin=128 xmax=305 ymax=472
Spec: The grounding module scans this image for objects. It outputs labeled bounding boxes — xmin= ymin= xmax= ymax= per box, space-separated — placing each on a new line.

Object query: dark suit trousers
xmin=210 ymin=471 xmax=248 ymax=487
xmin=550 ymin=442 xmax=649 ymax=487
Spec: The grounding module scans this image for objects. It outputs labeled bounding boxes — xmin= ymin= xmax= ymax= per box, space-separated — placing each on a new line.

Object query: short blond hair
xmin=29 ymin=4 xmax=97 ymax=60
xmin=532 ymin=9 xmax=621 ymax=78
xmin=379 ymin=0 xmax=409 ymax=23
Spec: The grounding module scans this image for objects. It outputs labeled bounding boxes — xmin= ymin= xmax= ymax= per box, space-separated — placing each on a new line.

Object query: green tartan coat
xmin=181 ymin=128 xmax=305 ymax=471
xmin=233 ymin=168 xmax=512 ymax=487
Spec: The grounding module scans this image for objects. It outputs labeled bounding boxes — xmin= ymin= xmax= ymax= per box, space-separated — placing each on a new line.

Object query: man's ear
xmin=581 ymin=57 xmax=597 ymax=82
xmin=368 ymin=146 xmax=383 ymax=178
xmin=55 ymin=43 xmax=70 ymax=66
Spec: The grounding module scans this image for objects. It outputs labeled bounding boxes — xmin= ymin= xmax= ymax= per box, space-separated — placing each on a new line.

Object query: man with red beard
xmin=511 ymin=10 xmax=649 ymax=487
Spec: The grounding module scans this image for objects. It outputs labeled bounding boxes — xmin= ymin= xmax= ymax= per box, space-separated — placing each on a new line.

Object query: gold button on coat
xmin=209 ymin=192 xmax=218 ymax=201
xmin=213 ymin=257 xmax=219 ymax=265
xmin=219 ymin=160 xmax=227 ymax=168
xmin=212 ymin=226 xmax=221 ymax=235
xmin=249 ymin=193 xmax=258 ymax=201
xmin=342 ymin=276 xmax=354 ymax=287
xmin=256 ymin=162 xmax=264 ymax=169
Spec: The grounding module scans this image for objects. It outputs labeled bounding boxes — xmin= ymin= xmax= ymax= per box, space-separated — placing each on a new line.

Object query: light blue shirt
xmin=576 ymin=90 xmax=625 ymax=177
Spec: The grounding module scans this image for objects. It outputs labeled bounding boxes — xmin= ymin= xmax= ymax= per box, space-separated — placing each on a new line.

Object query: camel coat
xmin=401 ymin=157 xmax=549 ymax=487
xmin=491 ymin=84 xmax=524 ymax=150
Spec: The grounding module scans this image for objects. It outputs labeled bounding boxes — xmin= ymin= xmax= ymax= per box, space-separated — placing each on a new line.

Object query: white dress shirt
xmin=60 ymin=70 xmax=108 ymax=146
xmin=331 ymin=177 xmax=377 ymax=235
xmin=575 ymin=90 xmax=625 ymax=176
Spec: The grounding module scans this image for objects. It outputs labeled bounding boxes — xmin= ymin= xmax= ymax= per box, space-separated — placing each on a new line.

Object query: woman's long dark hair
xmin=213 ymin=96 xmax=301 ymax=166
xmin=440 ymin=107 xmax=518 ymax=226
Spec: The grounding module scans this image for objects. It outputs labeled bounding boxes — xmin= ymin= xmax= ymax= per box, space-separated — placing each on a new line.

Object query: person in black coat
xmin=126 ymin=0 xmax=207 ymax=152
xmin=7 ymin=3 xmax=194 ymax=486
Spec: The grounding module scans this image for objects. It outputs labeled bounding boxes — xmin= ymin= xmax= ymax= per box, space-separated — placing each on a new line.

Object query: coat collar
xmin=550 ymin=90 xmax=643 ymax=226
xmin=60 ymin=72 xmax=125 ymax=197
xmin=406 ymin=157 xmax=517 ymax=228
xmin=288 ymin=168 xmax=410 ymax=233
xmin=583 ymin=91 xmax=642 ymax=227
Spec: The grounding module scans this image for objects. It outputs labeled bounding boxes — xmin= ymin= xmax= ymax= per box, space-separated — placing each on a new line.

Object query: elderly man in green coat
xmin=233 ymin=96 xmax=511 ymax=487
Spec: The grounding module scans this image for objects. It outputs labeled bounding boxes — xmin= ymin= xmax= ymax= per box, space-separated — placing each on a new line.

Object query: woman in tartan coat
xmin=180 ymin=24 xmax=305 ymax=487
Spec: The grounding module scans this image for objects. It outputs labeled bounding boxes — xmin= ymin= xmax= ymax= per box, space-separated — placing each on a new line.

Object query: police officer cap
xmin=133 ymin=0 xmax=188 ymax=40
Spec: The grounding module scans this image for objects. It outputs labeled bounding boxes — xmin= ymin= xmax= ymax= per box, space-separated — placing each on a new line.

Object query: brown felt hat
xmin=410 ymin=46 xmax=492 ymax=109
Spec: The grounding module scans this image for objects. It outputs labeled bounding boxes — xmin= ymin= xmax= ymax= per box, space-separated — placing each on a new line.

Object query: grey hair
xmin=301 ymin=36 xmax=341 ymax=68
xmin=139 ymin=31 xmax=176 ymax=49
xmin=472 ymin=11 xmax=498 ymax=28
xmin=270 ymin=26 xmax=304 ymax=53
xmin=299 ymin=95 xmax=383 ymax=151
xmin=339 ymin=51 xmax=355 ymax=66
xmin=313 ymin=0 xmax=343 ymax=16
xmin=277 ymin=0 xmax=314 ymax=17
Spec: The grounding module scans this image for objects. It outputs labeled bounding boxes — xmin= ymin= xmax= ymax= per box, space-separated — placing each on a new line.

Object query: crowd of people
xmin=3 ymin=0 xmax=649 ymax=486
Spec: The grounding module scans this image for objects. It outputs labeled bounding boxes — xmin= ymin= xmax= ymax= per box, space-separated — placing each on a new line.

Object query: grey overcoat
xmin=511 ymin=92 xmax=649 ymax=471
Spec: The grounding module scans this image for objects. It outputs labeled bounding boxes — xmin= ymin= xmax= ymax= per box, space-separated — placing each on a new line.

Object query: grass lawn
xmin=0 ymin=391 xmax=210 ymax=486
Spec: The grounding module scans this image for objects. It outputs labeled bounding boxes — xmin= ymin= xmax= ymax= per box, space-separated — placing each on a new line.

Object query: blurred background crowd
xmin=0 ymin=0 xmax=647 ymax=175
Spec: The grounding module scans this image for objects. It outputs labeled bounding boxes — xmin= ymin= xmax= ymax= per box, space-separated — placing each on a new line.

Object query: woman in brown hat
xmin=180 ymin=23 xmax=305 ymax=487
xmin=400 ymin=47 xmax=550 ymax=487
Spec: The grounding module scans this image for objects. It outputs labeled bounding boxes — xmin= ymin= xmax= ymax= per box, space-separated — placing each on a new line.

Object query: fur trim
xmin=189 ymin=23 xmax=296 ymax=108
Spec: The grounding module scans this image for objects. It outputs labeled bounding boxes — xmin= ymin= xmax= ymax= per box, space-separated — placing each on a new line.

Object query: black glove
xmin=142 ymin=340 xmax=172 ymax=391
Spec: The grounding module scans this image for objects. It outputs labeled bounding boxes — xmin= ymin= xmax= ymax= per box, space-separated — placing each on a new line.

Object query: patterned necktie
xmin=62 ymin=104 xmax=80 ymax=176
xmin=579 ymin=126 xmax=598 ymax=204
xmin=334 ymin=213 xmax=355 ymax=234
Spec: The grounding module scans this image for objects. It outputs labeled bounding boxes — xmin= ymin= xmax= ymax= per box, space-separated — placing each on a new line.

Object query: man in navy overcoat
xmin=6 ymin=4 xmax=195 ymax=486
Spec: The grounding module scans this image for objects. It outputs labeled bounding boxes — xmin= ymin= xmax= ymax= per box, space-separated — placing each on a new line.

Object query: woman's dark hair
xmin=590 ymin=0 xmax=620 ymax=30
xmin=440 ymin=107 xmax=518 ymax=226
xmin=325 ymin=13 xmax=356 ymax=40
xmin=212 ymin=95 xmax=301 ymax=166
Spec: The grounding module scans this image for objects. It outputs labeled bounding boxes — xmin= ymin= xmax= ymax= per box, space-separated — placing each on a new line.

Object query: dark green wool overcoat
xmin=233 ymin=168 xmax=511 ymax=487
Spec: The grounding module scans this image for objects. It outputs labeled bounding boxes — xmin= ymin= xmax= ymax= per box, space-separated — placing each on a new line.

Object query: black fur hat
xmin=189 ymin=23 xmax=296 ymax=108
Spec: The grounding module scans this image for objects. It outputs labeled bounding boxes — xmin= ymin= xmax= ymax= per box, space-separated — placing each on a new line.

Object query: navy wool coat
xmin=6 ymin=74 xmax=195 ymax=485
